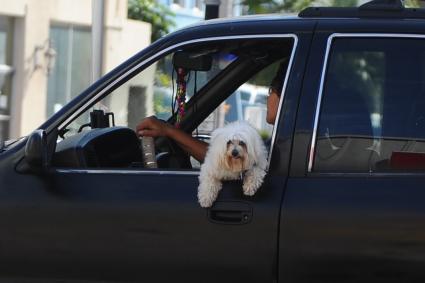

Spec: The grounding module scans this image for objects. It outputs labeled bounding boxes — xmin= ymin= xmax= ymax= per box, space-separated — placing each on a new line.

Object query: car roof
xmin=300 ymin=7 xmax=425 ymax=20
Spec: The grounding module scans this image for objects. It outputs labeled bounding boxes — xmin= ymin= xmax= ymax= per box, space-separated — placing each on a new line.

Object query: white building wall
xmin=103 ymin=2 xmax=153 ymax=127
xmin=0 ymin=0 xmax=152 ymax=139
xmin=0 ymin=0 xmax=27 ymax=17
xmin=11 ymin=0 xmax=50 ymax=138
xmin=49 ymin=0 xmax=92 ymax=26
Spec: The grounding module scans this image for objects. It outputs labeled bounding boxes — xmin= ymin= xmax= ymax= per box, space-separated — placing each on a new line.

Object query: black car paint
xmin=0 ymin=18 xmax=313 ymax=283
xmin=0 ymin=12 xmax=425 ymax=283
xmin=280 ymin=19 xmax=425 ymax=282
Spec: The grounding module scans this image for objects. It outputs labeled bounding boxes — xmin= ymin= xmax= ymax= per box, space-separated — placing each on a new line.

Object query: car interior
xmin=315 ymin=38 xmax=425 ymax=172
xmin=52 ymin=38 xmax=294 ymax=170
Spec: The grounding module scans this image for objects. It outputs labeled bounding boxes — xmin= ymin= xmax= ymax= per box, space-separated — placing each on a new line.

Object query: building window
xmin=47 ymin=25 xmax=91 ymax=117
xmin=173 ymin=0 xmax=185 ymax=7
xmin=0 ymin=16 xmax=13 ymax=142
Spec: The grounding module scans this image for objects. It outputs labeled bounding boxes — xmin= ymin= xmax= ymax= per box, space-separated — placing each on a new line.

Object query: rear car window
xmin=314 ymin=37 xmax=425 ymax=172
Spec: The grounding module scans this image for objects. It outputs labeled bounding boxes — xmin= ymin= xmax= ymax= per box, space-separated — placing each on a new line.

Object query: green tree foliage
xmin=242 ymin=0 xmax=423 ymax=14
xmin=281 ymin=0 xmax=359 ymax=13
xmin=240 ymin=0 xmax=282 ymax=14
xmin=404 ymin=0 xmax=423 ymax=7
xmin=128 ymin=0 xmax=175 ymax=42
xmin=241 ymin=0 xmax=368 ymax=14
xmin=280 ymin=0 xmax=316 ymax=12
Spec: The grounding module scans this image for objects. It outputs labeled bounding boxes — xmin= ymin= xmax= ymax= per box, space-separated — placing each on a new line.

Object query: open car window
xmin=62 ymin=52 xmax=237 ymax=138
xmin=53 ymin=37 xmax=295 ymax=170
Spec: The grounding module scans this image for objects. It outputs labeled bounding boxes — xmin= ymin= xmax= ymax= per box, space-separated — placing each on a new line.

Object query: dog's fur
xmin=198 ymin=121 xmax=268 ymax=208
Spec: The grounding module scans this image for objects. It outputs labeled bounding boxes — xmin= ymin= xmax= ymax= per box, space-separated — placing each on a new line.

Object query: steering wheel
xmin=152 ymin=135 xmax=192 ymax=169
xmin=140 ymin=136 xmax=158 ymax=168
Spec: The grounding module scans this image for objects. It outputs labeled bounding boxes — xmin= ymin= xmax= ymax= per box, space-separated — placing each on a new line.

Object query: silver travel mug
xmin=140 ymin=136 xmax=157 ymax=168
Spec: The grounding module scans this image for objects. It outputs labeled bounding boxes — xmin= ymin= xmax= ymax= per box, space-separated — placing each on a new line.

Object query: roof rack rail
xmin=299 ymin=0 xmax=425 ymax=19
xmin=360 ymin=0 xmax=403 ymax=11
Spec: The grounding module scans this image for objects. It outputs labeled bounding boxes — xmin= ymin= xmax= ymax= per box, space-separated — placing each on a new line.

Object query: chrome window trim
xmin=309 ymin=172 xmax=425 ymax=178
xmin=308 ymin=33 xmax=425 ymax=173
xmin=267 ymin=35 xmax=298 ymax=170
xmin=54 ymin=34 xmax=298 ymax=175
xmin=55 ymin=169 xmax=201 ymax=176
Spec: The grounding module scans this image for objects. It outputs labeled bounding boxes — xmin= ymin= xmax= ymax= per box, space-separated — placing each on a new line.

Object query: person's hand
xmin=136 ymin=116 xmax=172 ymax=138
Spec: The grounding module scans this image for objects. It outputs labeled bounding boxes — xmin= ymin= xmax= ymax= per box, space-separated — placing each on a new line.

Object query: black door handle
xmin=208 ymin=201 xmax=253 ymax=225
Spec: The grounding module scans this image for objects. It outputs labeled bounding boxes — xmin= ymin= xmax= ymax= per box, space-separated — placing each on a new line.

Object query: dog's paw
xmin=198 ymin=189 xmax=217 ymax=208
xmin=243 ymin=182 xmax=258 ymax=196
xmin=198 ymin=181 xmax=221 ymax=208
xmin=198 ymin=195 xmax=215 ymax=208
xmin=242 ymin=168 xmax=265 ymax=196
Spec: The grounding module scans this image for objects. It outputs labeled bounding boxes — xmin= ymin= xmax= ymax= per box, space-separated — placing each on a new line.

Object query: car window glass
xmin=220 ymin=61 xmax=284 ymax=141
xmin=314 ymin=38 xmax=425 ymax=172
xmin=240 ymin=91 xmax=251 ymax=101
xmin=254 ymin=94 xmax=267 ymax=105
xmin=62 ymin=52 xmax=236 ymax=138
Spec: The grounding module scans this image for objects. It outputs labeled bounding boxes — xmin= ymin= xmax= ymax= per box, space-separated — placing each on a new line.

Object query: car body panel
xmin=0 ymin=17 xmax=314 ymax=283
xmin=280 ymin=20 xmax=425 ymax=282
xmin=2 ymin=8 xmax=425 ymax=283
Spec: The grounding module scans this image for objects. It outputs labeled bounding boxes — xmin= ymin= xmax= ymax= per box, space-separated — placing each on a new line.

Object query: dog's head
xmin=208 ymin=121 xmax=267 ymax=174
xmin=224 ymin=136 xmax=249 ymax=172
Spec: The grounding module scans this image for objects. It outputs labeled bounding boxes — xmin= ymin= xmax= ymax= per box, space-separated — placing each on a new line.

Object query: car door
xmin=279 ymin=21 xmax=425 ymax=283
xmin=0 ymin=28 xmax=312 ymax=282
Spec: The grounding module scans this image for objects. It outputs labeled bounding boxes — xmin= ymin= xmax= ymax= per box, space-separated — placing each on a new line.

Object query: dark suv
xmin=1 ymin=0 xmax=425 ymax=282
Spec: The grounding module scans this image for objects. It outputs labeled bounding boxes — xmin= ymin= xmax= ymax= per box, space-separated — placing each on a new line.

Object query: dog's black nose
xmin=231 ymin=149 xmax=239 ymax=157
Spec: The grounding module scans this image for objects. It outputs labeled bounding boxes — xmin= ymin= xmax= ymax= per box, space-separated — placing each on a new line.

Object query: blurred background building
xmin=159 ymin=0 xmax=241 ymax=31
xmin=0 ymin=0 xmax=151 ymax=141
xmin=159 ymin=0 xmax=205 ymax=30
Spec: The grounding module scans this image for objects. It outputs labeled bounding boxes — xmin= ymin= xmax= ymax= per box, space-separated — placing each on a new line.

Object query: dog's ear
xmin=249 ymin=128 xmax=268 ymax=170
xmin=206 ymin=127 xmax=229 ymax=167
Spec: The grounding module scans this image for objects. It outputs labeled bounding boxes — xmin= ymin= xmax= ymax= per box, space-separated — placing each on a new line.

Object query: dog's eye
xmin=239 ymin=141 xmax=245 ymax=146
xmin=227 ymin=141 xmax=232 ymax=145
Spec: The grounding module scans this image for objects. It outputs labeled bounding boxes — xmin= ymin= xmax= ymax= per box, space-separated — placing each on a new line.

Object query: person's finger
xmin=136 ymin=121 xmax=145 ymax=132
xmin=136 ymin=118 xmax=154 ymax=132
xmin=139 ymin=129 xmax=157 ymax=137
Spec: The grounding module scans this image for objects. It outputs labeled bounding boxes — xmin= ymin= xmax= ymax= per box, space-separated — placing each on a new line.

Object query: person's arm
xmin=136 ymin=116 xmax=208 ymax=162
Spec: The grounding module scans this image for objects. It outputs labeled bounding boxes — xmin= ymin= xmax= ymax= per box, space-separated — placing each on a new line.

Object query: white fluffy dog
xmin=198 ymin=121 xmax=268 ymax=208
